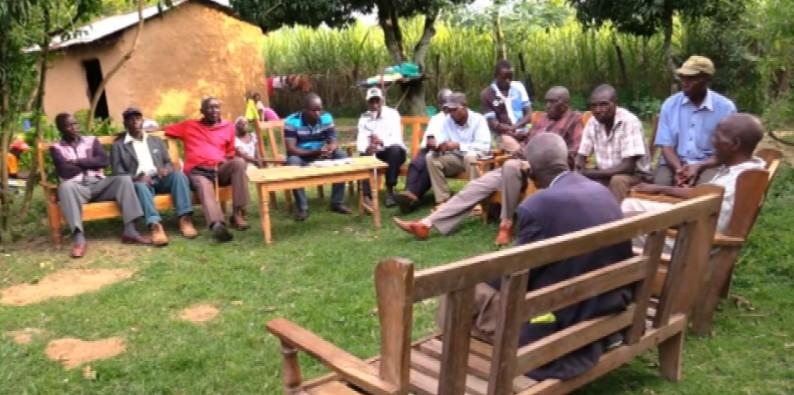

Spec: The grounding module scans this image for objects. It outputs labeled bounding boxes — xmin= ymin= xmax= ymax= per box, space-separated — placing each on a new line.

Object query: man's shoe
xmin=294 ymin=209 xmax=309 ymax=221
xmin=179 ymin=216 xmax=198 ymax=239
xmin=230 ymin=212 xmax=250 ymax=230
xmin=70 ymin=243 xmax=87 ymax=259
xmin=362 ymin=196 xmax=374 ymax=215
xmin=392 ymin=217 xmax=430 ymax=241
xmin=330 ymin=203 xmax=352 ymax=215
xmin=494 ymin=224 xmax=513 ymax=246
xmin=121 ymin=234 xmax=153 ymax=245
xmin=150 ymin=223 xmax=169 ymax=247
xmin=211 ymin=223 xmax=233 ymax=242
xmin=384 ymin=190 xmax=397 ymax=208
xmin=395 ymin=192 xmax=418 ymax=214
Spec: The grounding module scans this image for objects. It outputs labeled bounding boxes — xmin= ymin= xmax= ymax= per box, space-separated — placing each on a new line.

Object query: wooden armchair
xmin=267 ymin=193 xmax=722 ymax=395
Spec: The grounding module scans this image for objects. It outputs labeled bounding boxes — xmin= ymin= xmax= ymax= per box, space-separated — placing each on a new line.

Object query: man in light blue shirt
xmin=653 ymin=55 xmax=736 ymax=186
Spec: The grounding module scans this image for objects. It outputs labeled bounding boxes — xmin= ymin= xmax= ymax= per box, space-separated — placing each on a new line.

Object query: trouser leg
xmin=286 ymin=155 xmax=309 ymax=211
xmin=428 ymin=152 xmax=465 ymax=203
xmin=364 ymin=146 xmax=406 ymax=197
xmin=427 ymin=169 xmax=503 ymax=235
xmin=653 ymin=164 xmax=675 ymax=186
xmin=218 ymin=157 xmax=250 ymax=211
xmin=154 ymin=172 xmax=193 ymax=217
xmin=695 ymin=167 xmax=719 ymax=185
xmin=133 ymin=181 xmax=161 ymax=225
xmin=189 ymin=173 xmax=224 ymax=225
xmin=57 ymin=180 xmax=91 ymax=233
xmin=90 ymin=176 xmax=144 ymax=225
xmin=500 ymin=159 xmax=527 ymax=220
xmin=329 ymin=149 xmax=347 ymax=205
xmin=405 ymin=149 xmax=432 ymax=198
xmin=608 ymin=174 xmax=642 ymax=203
xmin=498 ymin=134 xmax=521 ymax=154
xmin=463 ymin=151 xmax=481 ymax=180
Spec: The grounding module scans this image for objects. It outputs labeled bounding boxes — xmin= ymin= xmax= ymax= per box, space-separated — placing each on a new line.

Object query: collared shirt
xmin=124 ymin=132 xmax=157 ymax=176
xmin=706 ymin=157 xmax=766 ymax=232
xmin=528 ymin=110 xmax=584 ymax=159
xmin=578 ymin=107 xmax=650 ymax=174
xmin=655 ymin=89 xmax=736 ymax=164
xmin=438 ymin=109 xmax=492 ymax=153
xmin=165 ymin=119 xmax=235 ymax=174
xmin=283 ymin=111 xmax=337 ymax=153
xmin=481 ymin=81 xmax=531 ymax=131
xmin=421 ymin=112 xmax=447 ymax=148
xmin=356 ymin=106 xmax=406 ymax=153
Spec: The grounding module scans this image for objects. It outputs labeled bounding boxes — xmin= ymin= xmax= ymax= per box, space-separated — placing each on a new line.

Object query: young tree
xmin=231 ymin=0 xmax=474 ymax=115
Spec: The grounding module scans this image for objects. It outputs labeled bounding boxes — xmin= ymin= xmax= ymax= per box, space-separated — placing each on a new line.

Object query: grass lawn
xmin=2 ymin=158 xmax=794 ymax=394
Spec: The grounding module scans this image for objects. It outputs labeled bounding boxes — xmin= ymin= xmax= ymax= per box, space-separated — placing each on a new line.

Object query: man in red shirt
xmin=166 ymin=97 xmax=250 ymax=242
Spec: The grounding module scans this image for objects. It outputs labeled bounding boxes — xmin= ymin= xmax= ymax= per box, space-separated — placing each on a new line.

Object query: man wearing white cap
xmin=653 ymin=55 xmax=737 ymax=186
xmin=356 ymin=87 xmax=406 ymax=207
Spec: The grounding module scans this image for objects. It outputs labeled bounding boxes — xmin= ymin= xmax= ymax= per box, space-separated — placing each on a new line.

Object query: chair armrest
xmin=713 ymin=234 xmax=745 ymax=247
xmin=39 ymin=180 xmax=58 ymax=191
xmin=266 ymin=318 xmax=398 ymax=395
xmin=628 ymin=191 xmax=684 ymax=204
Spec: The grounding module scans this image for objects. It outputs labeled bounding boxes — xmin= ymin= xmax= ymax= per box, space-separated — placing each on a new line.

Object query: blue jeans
xmin=286 ymin=149 xmax=347 ymax=211
xmin=133 ymin=171 xmax=193 ymax=225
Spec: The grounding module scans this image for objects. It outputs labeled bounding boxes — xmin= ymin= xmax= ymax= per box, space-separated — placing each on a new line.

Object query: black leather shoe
xmin=330 ymin=204 xmax=352 ymax=215
xmin=384 ymin=190 xmax=397 ymax=208
xmin=211 ymin=223 xmax=233 ymax=242
xmin=294 ymin=209 xmax=309 ymax=221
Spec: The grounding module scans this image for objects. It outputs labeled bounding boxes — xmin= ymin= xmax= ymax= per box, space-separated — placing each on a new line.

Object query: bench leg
xmin=46 ymin=200 xmax=63 ymax=247
xmin=316 ymin=186 xmax=324 ymax=199
xmin=692 ymin=249 xmax=739 ymax=336
xmin=658 ymin=330 xmax=684 ymax=381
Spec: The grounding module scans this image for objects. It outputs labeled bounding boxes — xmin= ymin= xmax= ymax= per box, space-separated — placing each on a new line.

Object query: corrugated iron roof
xmin=40 ymin=0 xmax=232 ymax=51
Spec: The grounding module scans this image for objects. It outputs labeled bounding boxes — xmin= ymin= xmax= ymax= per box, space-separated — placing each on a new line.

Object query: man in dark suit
xmin=111 ymin=108 xmax=197 ymax=246
xmin=478 ymin=133 xmax=633 ymax=380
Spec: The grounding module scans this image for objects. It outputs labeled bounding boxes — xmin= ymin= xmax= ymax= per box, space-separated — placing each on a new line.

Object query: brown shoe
xmin=121 ymin=234 xmax=153 ymax=245
xmin=150 ymin=223 xmax=169 ymax=247
xmin=395 ymin=192 xmax=419 ymax=214
xmin=494 ymin=224 xmax=513 ymax=246
xmin=392 ymin=217 xmax=430 ymax=241
xmin=179 ymin=216 xmax=198 ymax=239
xmin=70 ymin=243 xmax=87 ymax=259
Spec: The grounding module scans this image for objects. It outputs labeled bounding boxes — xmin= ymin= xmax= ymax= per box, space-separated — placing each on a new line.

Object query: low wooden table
xmin=247 ymin=156 xmax=388 ymax=244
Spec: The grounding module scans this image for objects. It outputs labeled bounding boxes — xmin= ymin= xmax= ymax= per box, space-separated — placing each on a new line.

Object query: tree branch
xmin=412 ymin=9 xmax=437 ymax=68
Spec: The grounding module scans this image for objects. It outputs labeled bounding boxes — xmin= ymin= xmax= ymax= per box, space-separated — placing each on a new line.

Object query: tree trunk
xmin=662 ymin=11 xmax=677 ymax=93
xmin=493 ymin=5 xmax=507 ymax=60
xmin=86 ymin=0 xmax=145 ymax=130
xmin=611 ymin=33 xmax=628 ymax=89
xmin=377 ymin=0 xmax=406 ymax=64
xmin=0 ymin=95 xmax=13 ymax=244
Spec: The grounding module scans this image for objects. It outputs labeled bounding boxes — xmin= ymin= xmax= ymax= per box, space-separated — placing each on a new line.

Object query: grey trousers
xmin=427 ymin=151 xmax=481 ymax=203
xmin=653 ymin=164 xmax=719 ymax=186
xmin=58 ymin=176 xmax=144 ymax=233
xmin=189 ymin=157 xmax=250 ymax=226
xmin=427 ymin=159 xmax=526 ymax=235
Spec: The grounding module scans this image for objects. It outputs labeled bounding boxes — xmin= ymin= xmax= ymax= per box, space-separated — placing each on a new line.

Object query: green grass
xmin=1 ymin=167 xmax=793 ymax=394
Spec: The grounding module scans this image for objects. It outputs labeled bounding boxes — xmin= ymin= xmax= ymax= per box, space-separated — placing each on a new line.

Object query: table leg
xmin=259 ymin=185 xmax=272 ymax=244
xmin=358 ymin=175 xmax=365 ymax=217
xmin=370 ymin=170 xmax=381 ymax=229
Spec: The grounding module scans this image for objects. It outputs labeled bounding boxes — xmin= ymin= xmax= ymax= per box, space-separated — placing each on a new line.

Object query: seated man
xmin=396 ymin=88 xmax=453 ymax=213
xmin=459 ymin=133 xmax=633 ymax=380
xmin=480 ymin=59 xmax=532 ymax=154
xmin=111 ymin=107 xmax=197 ymax=246
xmin=622 ymin=113 xmax=765 ymax=248
xmin=165 ymin=97 xmax=250 ymax=243
xmin=51 ymin=113 xmax=150 ymax=258
xmin=393 ymin=86 xmax=583 ymax=246
xmin=356 ymin=87 xmax=406 ymax=208
xmin=284 ymin=93 xmax=351 ymax=221
xmin=575 ymin=84 xmax=651 ymax=202
xmin=654 ymin=55 xmax=736 ymax=187
xmin=426 ymin=92 xmax=491 ymax=205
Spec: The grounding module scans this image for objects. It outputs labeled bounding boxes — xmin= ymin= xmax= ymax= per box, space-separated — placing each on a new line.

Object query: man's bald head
xmin=524 ymin=133 xmax=569 ymax=187
xmin=544 ymin=86 xmax=571 ymax=120
xmin=303 ymin=93 xmax=322 ymax=109
xmin=546 ymin=86 xmax=570 ymax=102
xmin=717 ymin=113 xmax=764 ymax=155
xmin=590 ymin=84 xmax=617 ymax=102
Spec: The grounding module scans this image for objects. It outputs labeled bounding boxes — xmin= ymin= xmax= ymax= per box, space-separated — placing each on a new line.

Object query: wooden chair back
xmin=722 ymin=148 xmax=782 ymax=238
xmin=402 ymin=116 xmax=430 ymax=158
xmin=253 ymin=119 xmax=287 ymax=161
xmin=268 ymin=193 xmax=723 ymax=395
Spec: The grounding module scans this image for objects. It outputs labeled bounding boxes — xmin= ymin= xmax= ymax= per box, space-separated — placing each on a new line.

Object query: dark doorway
xmin=82 ymin=58 xmax=109 ymax=120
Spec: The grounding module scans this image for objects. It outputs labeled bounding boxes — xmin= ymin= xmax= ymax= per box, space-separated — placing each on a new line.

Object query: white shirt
xmin=124 ymin=132 xmax=157 ymax=176
xmin=356 ymin=106 xmax=406 ymax=153
xmin=235 ymin=133 xmax=258 ymax=158
xmin=438 ymin=109 xmax=492 ymax=153
xmin=421 ymin=112 xmax=448 ymax=148
xmin=706 ymin=157 xmax=766 ymax=232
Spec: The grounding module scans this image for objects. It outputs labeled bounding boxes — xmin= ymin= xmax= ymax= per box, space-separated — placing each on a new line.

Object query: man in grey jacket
xmin=111 ymin=107 xmax=197 ymax=245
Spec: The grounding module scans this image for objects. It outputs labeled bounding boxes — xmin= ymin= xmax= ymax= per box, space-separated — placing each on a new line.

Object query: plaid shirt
xmin=578 ymin=107 xmax=650 ymax=174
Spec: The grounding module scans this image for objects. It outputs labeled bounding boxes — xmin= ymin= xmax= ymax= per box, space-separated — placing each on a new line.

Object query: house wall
xmin=43 ymin=1 xmax=266 ymax=125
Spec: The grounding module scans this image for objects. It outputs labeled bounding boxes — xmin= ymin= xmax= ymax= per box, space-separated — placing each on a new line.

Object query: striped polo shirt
xmin=284 ymin=112 xmax=337 ymax=151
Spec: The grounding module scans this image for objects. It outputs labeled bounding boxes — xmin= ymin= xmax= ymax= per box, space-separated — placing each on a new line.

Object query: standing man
xmin=654 ymin=55 xmax=737 ymax=186
xmin=426 ymin=92 xmax=491 ymax=205
xmin=356 ymin=87 xmax=406 ymax=208
xmin=395 ymin=88 xmax=453 ymax=213
xmin=165 ymin=97 xmax=250 ymax=243
xmin=480 ymin=59 xmax=532 ymax=154
xmin=111 ymin=107 xmax=198 ymax=246
xmin=51 ymin=113 xmax=150 ymax=258
xmin=575 ymin=84 xmax=650 ymax=202
xmin=284 ymin=93 xmax=352 ymax=221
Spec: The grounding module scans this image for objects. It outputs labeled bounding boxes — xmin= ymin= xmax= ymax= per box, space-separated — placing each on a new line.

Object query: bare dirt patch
xmin=178 ymin=304 xmax=220 ymax=324
xmin=0 ymin=269 xmax=135 ymax=306
xmin=45 ymin=337 xmax=126 ymax=369
xmin=5 ymin=328 xmax=45 ymax=345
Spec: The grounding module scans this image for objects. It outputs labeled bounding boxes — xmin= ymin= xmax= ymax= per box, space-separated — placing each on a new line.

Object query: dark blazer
xmin=513 ymin=171 xmax=632 ymax=381
xmin=111 ymin=133 xmax=173 ymax=176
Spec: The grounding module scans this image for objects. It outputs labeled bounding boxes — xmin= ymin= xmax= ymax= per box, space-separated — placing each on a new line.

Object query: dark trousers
xmin=404 ymin=148 xmax=432 ymax=199
xmin=286 ymin=149 xmax=347 ymax=211
xmin=362 ymin=145 xmax=406 ymax=197
xmin=188 ymin=157 xmax=250 ymax=226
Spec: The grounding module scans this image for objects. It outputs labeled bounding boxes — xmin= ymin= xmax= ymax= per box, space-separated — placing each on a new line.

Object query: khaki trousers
xmin=653 ymin=164 xmax=719 ymax=186
xmin=189 ymin=157 xmax=250 ymax=226
xmin=427 ymin=151 xmax=480 ymax=203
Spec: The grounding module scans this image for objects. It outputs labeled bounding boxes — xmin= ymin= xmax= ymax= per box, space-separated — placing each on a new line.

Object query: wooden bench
xmin=266 ymin=193 xmax=722 ymax=395
xmin=632 ymin=148 xmax=783 ymax=335
xmin=38 ymin=132 xmax=232 ymax=246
